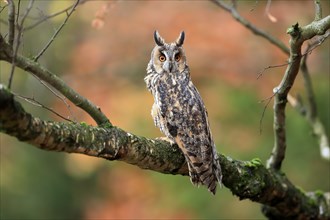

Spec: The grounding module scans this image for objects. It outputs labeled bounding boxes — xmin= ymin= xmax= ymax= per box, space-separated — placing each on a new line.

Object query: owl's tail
xmin=186 ymin=153 xmax=222 ymax=195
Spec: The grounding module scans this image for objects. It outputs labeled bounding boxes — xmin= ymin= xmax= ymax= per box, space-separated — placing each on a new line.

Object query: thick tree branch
xmin=0 ymin=85 xmax=329 ymax=219
xmin=0 ymin=34 xmax=109 ymax=126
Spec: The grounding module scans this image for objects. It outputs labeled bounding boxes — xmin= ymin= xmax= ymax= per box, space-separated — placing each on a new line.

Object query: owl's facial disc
xmin=154 ymin=48 xmax=185 ymax=74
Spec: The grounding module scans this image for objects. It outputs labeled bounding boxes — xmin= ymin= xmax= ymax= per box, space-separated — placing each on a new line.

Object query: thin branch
xmin=15 ymin=0 xmax=21 ymax=25
xmin=211 ymin=0 xmax=290 ymax=55
xmin=0 ymin=34 xmax=109 ymax=126
xmin=8 ymin=0 xmax=34 ymax=89
xmin=257 ymin=62 xmax=289 ymax=79
xmin=13 ymin=93 xmax=74 ymax=122
xmin=6 ymin=0 xmax=15 ymax=49
xmin=287 ymin=94 xmax=330 ymax=161
xmin=301 ymin=48 xmax=317 ymax=120
xmin=249 ymin=1 xmax=259 ymax=12
xmin=23 ymin=3 xmax=76 ymax=31
xmin=286 ymin=34 xmax=330 ymax=161
xmin=0 ymin=3 xmax=75 ymax=31
xmin=257 ymin=30 xmax=328 ymax=80
xmin=0 ymin=4 xmax=8 ymax=14
xmin=34 ymin=0 xmax=80 ymax=61
xmin=259 ymin=93 xmax=276 ymax=135
xmin=301 ymin=34 xmax=330 ymax=161
xmin=32 ymin=74 xmax=76 ymax=122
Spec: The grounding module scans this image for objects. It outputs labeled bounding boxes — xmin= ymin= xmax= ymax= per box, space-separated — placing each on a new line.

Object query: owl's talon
xmin=155 ymin=136 xmax=175 ymax=145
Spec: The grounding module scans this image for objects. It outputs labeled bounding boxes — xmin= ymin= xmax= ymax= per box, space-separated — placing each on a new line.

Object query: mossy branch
xmin=0 ymin=85 xmax=329 ymax=219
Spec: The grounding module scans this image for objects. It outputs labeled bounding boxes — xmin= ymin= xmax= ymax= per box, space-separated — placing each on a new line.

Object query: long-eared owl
xmin=144 ymin=31 xmax=222 ymax=195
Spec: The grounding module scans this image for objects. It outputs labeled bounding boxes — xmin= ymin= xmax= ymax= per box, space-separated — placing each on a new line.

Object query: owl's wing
xmin=167 ymin=83 xmax=222 ymax=194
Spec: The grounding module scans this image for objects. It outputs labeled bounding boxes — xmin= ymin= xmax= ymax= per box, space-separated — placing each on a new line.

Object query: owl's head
xmin=150 ymin=30 xmax=187 ymax=74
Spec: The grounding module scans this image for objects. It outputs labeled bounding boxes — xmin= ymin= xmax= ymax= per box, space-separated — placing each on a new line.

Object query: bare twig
xmin=257 ymin=31 xmax=328 ymax=79
xmin=32 ymin=74 xmax=76 ymax=122
xmin=211 ymin=0 xmax=289 ymax=55
xmin=0 ymin=33 xmax=110 ymax=125
xmin=15 ymin=0 xmax=21 ymax=25
xmin=249 ymin=1 xmax=259 ymax=12
xmin=24 ymin=2 xmax=77 ymax=31
xmin=6 ymin=0 xmax=15 ymax=49
xmin=34 ymin=0 xmax=80 ymax=61
xmin=257 ymin=62 xmax=289 ymax=79
xmin=301 ymin=49 xmax=317 ymax=120
xmin=0 ymin=4 xmax=8 ymax=14
xmin=0 ymin=3 xmax=75 ymax=30
xmin=8 ymin=0 xmax=34 ymax=89
xmin=13 ymin=93 xmax=74 ymax=122
xmin=259 ymin=93 xmax=276 ymax=134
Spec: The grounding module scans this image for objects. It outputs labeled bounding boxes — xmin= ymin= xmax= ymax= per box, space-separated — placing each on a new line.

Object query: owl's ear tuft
xmin=175 ymin=31 xmax=185 ymax=47
xmin=154 ymin=30 xmax=165 ymax=46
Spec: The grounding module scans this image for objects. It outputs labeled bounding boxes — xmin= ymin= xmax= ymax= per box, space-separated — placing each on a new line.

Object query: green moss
xmin=296 ymin=186 xmax=306 ymax=194
xmin=315 ymin=190 xmax=324 ymax=197
xmin=80 ymin=122 xmax=88 ymax=127
xmin=307 ymin=197 xmax=317 ymax=207
xmin=244 ymin=158 xmax=262 ymax=168
xmin=101 ymin=122 xmax=113 ymax=129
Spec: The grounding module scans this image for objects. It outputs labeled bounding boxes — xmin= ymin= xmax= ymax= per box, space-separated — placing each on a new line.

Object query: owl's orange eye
xmin=175 ymin=53 xmax=181 ymax=62
xmin=159 ymin=55 xmax=166 ymax=62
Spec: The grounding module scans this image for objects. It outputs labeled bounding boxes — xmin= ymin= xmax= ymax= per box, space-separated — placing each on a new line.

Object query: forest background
xmin=0 ymin=0 xmax=329 ymax=219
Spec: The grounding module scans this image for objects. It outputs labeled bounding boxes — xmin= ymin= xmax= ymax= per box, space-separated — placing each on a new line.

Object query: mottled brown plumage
xmin=144 ymin=31 xmax=222 ymax=194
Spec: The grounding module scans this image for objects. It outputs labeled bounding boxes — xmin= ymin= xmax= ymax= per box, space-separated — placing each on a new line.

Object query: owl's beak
xmin=164 ymin=61 xmax=173 ymax=73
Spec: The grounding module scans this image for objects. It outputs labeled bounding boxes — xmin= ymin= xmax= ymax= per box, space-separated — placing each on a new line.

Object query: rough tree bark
xmin=0 ymin=1 xmax=329 ymax=219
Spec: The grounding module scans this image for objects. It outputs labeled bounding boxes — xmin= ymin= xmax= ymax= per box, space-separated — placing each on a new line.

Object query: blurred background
xmin=0 ymin=0 xmax=329 ymax=219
